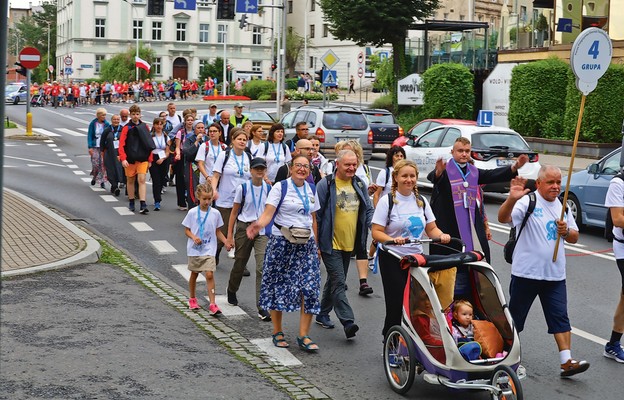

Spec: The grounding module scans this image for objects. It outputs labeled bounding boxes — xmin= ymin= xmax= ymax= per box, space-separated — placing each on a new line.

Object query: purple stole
xmin=446 ymin=160 xmax=479 ymax=251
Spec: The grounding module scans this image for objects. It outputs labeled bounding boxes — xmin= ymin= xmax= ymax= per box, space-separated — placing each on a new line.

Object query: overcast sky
xmin=10 ymin=0 xmax=43 ymax=9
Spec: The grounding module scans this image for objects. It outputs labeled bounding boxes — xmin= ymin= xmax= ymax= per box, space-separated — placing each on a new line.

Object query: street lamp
xmin=46 ymin=22 xmax=51 ymax=81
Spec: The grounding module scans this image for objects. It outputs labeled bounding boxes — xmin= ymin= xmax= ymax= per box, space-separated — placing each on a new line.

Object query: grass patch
xmin=5 ymin=120 xmax=17 ymax=128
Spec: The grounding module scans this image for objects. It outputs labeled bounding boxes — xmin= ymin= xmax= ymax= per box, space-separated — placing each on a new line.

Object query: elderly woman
xmin=100 ymin=114 xmax=125 ymax=196
xmin=246 ymin=154 xmax=322 ymax=353
xmin=262 ymin=123 xmax=292 ymax=183
xmin=87 ymin=107 xmax=110 ymax=188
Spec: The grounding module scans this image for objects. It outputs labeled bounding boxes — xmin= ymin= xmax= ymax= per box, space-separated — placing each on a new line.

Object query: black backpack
xmin=504 ymin=192 xmax=536 ymax=264
xmin=605 ymin=173 xmax=624 ymax=243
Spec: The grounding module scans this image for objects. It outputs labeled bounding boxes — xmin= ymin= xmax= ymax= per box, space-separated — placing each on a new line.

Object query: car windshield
xmin=471 ymin=132 xmax=531 ymax=151
xmin=323 ymin=112 xmax=368 ymax=130
xmin=5 ymin=84 xmax=22 ymax=93
xmin=247 ymin=111 xmax=274 ymax=122
xmin=364 ymin=113 xmax=394 ymax=124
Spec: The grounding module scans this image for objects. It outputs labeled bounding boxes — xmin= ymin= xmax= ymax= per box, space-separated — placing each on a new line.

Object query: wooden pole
xmin=553 ymin=94 xmax=586 ymax=261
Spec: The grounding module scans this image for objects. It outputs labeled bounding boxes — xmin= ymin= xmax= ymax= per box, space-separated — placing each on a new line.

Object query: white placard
xmin=482 ymin=63 xmax=518 ymax=128
xmin=397 ymin=74 xmax=424 ymax=105
xmin=570 ymin=28 xmax=612 ymax=95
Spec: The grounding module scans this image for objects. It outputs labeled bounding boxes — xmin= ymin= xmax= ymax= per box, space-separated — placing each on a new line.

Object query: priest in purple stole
xmin=427 ymin=137 xmax=529 ymax=263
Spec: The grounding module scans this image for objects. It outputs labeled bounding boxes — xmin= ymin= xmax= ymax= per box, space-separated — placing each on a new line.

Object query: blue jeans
xmin=320 ymin=249 xmax=355 ymax=325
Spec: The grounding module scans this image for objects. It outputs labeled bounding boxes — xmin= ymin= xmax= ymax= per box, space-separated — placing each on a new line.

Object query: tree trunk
xmin=391 ymin=38 xmax=406 ymax=112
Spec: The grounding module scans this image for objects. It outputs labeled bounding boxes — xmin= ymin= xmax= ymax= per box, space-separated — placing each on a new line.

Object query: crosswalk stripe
xmin=249 ymin=338 xmax=303 ymax=366
xmin=99 ymin=195 xmax=118 ymax=202
xmin=113 ymin=206 xmax=135 ymax=216
xmin=172 ymin=264 xmax=204 ymax=281
xmin=33 ymin=128 xmax=61 ymax=137
xmin=72 ymin=170 xmax=85 ymax=175
xmin=150 ymin=240 xmax=177 ymax=254
xmin=129 ymin=222 xmax=153 ymax=232
xmin=90 ymin=187 xmax=106 ymax=192
xmin=77 ymin=127 xmax=88 ymax=132
xmin=81 ymin=177 xmax=93 ymax=182
xmin=56 ymin=128 xmax=86 ymax=137
xmin=210 ymin=295 xmax=248 ymax=316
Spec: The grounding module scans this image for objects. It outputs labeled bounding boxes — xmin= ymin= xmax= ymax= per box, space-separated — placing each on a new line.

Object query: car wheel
xmin=13 ymin=97 xmax=19 ymax=105
xmin=565 ymin=193 xmax=583 ymax=229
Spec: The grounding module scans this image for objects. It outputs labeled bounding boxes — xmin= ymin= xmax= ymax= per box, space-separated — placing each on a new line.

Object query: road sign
xmin=48 ymin=65 xmax=54 ymax=73
xmin=64 ymin=55 xmax=73 ymax=66
xmin=18 ymin=47 xmax=41 ymax=69
xmin=322 ymin=69 xmax=337 ymax=87
xmin=174 ymin=0 xmax=196 ymax=10
xmin=321 ymin=49 xmax=340 ymax=70
xmin=357 ymin=51 xmax=364 ymax=66
xmin=357 ymin=67 xmax=364 ymax=78
xmin=477 ymin=110 xmax=494 ymax=127
xmin=236 ymin=0 xmax=258 ymax=13
xmin=570 ymin=27 xmax=612 ymax=95
xmin=64 ymin=67 xmax=73 ymax=76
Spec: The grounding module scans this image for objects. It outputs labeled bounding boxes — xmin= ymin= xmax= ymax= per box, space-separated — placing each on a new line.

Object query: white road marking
xmin=26 ymin=164 xmax=46 ymax=168
xmin=5 ymin=155 xmax=65 ymax=167
xmin=43 ymin=139 xmax=54 ymax=143
xmin=81 ymin=177 xmax=93 ymax=182
xmin=249 ymin=338 xmax=303 ymax=366
xmin=77 ymin=127 xmax=88 ymax=132
xmin=113 ymin=206 xmax=135 ymax=216
xmin=47 ymin=143 xmax=57 ymax=147
xmin=172 ymin=264 xmax=204 ymax=281
xmin=56 ymin=128 xmax=86 ymax=137
xmin=25 ymin=143 xmax=40 ymax=146
xmin=129 ymin=222 xmax=153 ymax=232
xmin=150 ymin=240 xmax=177 ymax=254
xmin=40 ymin=107 xmax=90 ymax=124
xmin=90 ymin=187 xmax=106 ymax=192
xmin=67 ymin=165 xmax=79 ymax=169
xmin=51 ymin=148 xmax=61 ymax=152
xmin=33 ymin=128 xmax=61 ymax=137
xmin=571 ymin=327 xmax=608 ymax=346
xmin=57 ymin=153 xmax=67 ymax=156
xmin=73 ymin=170 xmax=86 ymax=175
xmin=99 ymin=195 xmax=118 ymax=202
xmin=369 ymin=166 xmax=382 ymax=171
xmin=210 ymin=295 xmax=248 ymax=316
xmin=61 ymin=158 xmax=73 ymax=163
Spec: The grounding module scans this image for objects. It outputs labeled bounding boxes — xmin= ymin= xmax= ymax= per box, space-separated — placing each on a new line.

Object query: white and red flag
xmin=135 ymin=56 xmax=151 ymax=73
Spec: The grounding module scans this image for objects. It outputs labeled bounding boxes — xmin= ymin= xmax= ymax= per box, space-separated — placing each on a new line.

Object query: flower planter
xmin=524 ymin=137 xmax=618 ymax=159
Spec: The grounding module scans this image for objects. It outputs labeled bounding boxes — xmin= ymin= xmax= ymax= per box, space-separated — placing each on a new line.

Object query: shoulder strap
xmin=220 ymin=148 xmax=232 ymax=175
xmin=238 ymin=181 xmax=248 ymax=215
xmin=384 ymin=166 xmax=390 ymax=186
xmin=264 ymin=141 xmax=269 ymax=155
xmin=516 ymin=192 xmax=536 ymax=240
xmin=274 ymin=179 xmax=289 ymax=215
xmin=386 ymin=192 xmax=394 ymax=224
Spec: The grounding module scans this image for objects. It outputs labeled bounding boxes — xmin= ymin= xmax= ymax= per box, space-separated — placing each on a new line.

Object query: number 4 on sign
xmin=588 ymin=40 xmax=599 ymax=59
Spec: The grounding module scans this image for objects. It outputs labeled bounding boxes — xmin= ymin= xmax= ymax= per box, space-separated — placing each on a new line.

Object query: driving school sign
xmin=397 ymin=74 xmax=424 ymax=105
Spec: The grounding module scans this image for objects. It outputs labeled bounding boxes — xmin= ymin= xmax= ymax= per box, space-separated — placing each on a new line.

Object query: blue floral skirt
xmin=259 ymin=235 xmax=321 ymax=314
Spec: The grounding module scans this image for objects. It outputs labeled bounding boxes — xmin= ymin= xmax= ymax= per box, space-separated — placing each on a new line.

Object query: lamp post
xmin=46 ymin=22 xmax=50 ymax=81
xmin=223 ymin=30 xmax=227 ymax=96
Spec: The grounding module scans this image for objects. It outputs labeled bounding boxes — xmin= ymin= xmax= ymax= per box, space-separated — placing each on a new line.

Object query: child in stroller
xmin=31 ymin=94 xmax=45 ymax=107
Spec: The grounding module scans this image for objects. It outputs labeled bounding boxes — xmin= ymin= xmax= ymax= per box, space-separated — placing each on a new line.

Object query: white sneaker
xmin=227 ymin=247 xmax=236 ymax=258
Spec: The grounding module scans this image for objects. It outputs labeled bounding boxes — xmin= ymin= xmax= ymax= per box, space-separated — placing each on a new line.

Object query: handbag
xmin=279 ymin=226 xmax=311 ymax=244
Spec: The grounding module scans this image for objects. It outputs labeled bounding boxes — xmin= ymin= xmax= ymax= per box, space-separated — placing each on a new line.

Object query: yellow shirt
xmin=332 ymin=177 xmax=360 ymax=251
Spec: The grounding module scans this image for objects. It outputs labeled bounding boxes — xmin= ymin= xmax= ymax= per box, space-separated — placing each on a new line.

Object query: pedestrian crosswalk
xmin=33 ymin=127 xmax=89 ymax=137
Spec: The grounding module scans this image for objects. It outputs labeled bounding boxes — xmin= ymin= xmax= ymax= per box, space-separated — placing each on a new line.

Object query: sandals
xmin=272 ymin=331 xmax=289 ymax=348
xmin=297 ymin=336 xmax=319 ymax=352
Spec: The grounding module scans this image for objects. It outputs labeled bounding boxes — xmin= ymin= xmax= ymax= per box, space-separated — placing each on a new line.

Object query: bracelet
xmin=562 ymin=228 xmax=570 ymax=238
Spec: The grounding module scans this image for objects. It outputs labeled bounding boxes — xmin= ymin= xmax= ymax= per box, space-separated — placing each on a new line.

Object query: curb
xmin=1 ymin=189 xmax=101 ymax=278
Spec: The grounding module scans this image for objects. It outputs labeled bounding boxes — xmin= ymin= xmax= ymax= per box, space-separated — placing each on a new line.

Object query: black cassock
xmin=427 ymin=165 xmax=517 ymax=263
xmin=100 ymin=125 xmax=125 ymax=190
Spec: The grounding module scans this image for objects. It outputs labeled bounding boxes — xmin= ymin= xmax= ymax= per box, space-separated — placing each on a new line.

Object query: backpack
xmin=503 ymin=192 xmax=536 ymax=264
xmin=605 ymin=173 xmax=624 ymax=243
xmin=264 ymin=179 xmax=317 ymax=236
xmin=386 ymin=192 xmax=426 ymax=224
xmin=263 ymin=141 xmax=288 ymax=159
xmin=217 ymin=148 xmax=252 ymax=188
xmin=384 ymin=166 xmax=391 ymax=186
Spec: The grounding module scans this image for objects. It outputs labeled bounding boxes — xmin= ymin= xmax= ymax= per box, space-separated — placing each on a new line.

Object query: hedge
xmin=241 ymin=80 xmax=276 ymax=100
xmin=508 ymin=58 xmax=569 ymax=138
xmin=420 ymin=63 xmax=474 ymax=120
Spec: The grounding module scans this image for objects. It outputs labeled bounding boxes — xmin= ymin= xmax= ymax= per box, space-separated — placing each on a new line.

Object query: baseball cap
xmin=250 ymin=157 xmax=267 ymax=169
xmin=209 ymin=103 xmax=217 ymax=108
xmin=234 ymin=102 xmax=244 ymax=108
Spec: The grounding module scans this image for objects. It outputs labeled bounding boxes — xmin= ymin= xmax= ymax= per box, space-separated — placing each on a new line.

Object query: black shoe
xmin=227 ymin=290 xmax=238 ymax=306
xmin=90 ymin=178 xmax=96 ymax=186
xmin=243 ymin=268 xmax=251 ymax=277
xmin=344 ymin=323 xmax=359 ymax=339
xmin=139 ymin=205 xmax=149 ymax=214
xmin=258 ymin=309 xmax=272 ymax=322
xmin=114 ymin=187 xmax=121 ymax=196
xmin=358 ymin=283 xmax=374 ymax=296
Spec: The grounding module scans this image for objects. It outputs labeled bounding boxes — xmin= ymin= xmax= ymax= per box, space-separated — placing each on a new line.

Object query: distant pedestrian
xmin=281 ymin=94 xmax=291 ymax=115
xmin=349 ymin=75 xmax=355 ymax=94
xmin=182 ymin=183 xmax=227 ymax=315
xmin=87 ymin=108 xmax=110 ymax=189
xmin=149 ymin=117 xmax=171 ymax=211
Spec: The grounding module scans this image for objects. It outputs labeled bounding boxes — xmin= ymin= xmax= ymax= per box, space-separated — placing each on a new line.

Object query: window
xmin=152 ymin=21 xmax=162 ymax=40
xmin=309 ymin=24 xmax=315 ymax=38
xmin=199 ymin=23 xmax=209 ymax=43
xmin=490 ymin=16 xmax=496 ymax=26
xmin=217 ymin=24 xmax=228 ymax=43
xmin=460 ymin=15 xmax=465 ymax=21
xmin=323 ymin=24 xmax=329 ymax=37
xmin=95 ymin=54 xmax=105 ymax=74
xmin=147 ymin=0 xmax=164 ymax=16
xmin=252 ymin=60 xmax=261 ymax=72
xmin=152 ymin=57 xmax=161 ymax=75
xmin=443 ymin=13 xmax=449 ymax=20
xmin=95 ymin=18 xmax=105 ymax=38
xmin=520 ymin=6 xmax=527 ymax=22
xmin=176 ymin=22 xmax=186 ymax=41
xmin=252 ymin=26 xmax=262 ymax=45
xmin=199 ymin=59 xmax=209 ymax=71
xmin=310 ymin=1 xmax=315 ymax=11
xmin=133 ymin=20 xmax=143 ymax=40
xmin=309 ymin=56 xmax=314 ymax=69
xmin=288 ymin=0 xmax=293 ymax=13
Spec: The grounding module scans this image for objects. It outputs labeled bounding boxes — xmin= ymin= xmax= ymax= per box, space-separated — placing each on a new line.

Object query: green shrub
xmin=284 ymin=89 xmax=334 ymax=101
xmin=371 ymin=94 xmax=394 ymax=113
xmin=421 ymin=63 xmax=474 ymax=119
xmin=242 ymin=80 xmax=276 ymax=100
xmin=563 ymin=64 xmax=624 ymax=143
xmin=508 ymin=57 xmax=568 ymax=137
xmin=258 ymin=94 xmax=272 ymax=101
xmin=541 ymin=112 xmax=565 ymax=139
xmin=285 ymin=78 xmax=298 ymax=91
xmin=396 ymin=106 xmax=424 ymax=132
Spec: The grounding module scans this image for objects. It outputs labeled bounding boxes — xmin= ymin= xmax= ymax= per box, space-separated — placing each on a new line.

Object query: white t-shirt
xmin=212 ymin=150 xmax=252 ymax=208
xmin=356 ymin=164 xmax=371 ymax=187
xmin=371 ymin=192 xmax=435 ymax=257
xmin=248 ymin=140 xmax=265 ymax=157
xmin=605 ymin=177 xmax=624 ymax=259
xmin=234 ymin=181 xmax=271 ymax=235
xmin=166 ymin=114 xmax=181 ymax=128
xmin=196 ymin=142 xmax=225 ymax=184
xmin=263 ymin=142 xmax=292 ymax=182
xmin=509 ymin=191 xmax=578 ymax=281
xmin=182 ymin=206 xmax=224 ymax=257
xmin=266 ymin=179 xmax=320 ymax=237
xmin=375 ymin=166 xmax=394 ymax=198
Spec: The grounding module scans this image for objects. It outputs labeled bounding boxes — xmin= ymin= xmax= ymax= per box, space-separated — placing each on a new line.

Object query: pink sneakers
xmin=209 ymin=303 xmax=222 ymax=316
xmin=188 ymin=297 xmax=200 ymax=310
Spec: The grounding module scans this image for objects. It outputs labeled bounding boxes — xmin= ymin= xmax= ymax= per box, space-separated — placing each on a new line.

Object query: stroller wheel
xmin=383 ymin=326 xmax=416 ymax=394
xmin=490 ymin=365 xmax=523 ymax=400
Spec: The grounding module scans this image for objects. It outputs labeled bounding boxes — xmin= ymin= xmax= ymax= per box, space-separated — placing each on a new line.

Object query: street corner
xmin=3 ymin=127 xmax=49 ymax=141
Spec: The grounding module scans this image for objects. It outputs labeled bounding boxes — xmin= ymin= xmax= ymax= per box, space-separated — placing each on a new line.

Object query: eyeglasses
xmin=293 ymin=163 xmax=310 ymax=170
xmin=208 ymin=129 xmax=220 ymax=133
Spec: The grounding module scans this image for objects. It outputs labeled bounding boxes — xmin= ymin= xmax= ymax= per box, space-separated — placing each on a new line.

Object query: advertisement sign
xmin=397 ymin=74 xmax=424 ymax=106
xmin=482 ymin=63 xmax=518 ymax=128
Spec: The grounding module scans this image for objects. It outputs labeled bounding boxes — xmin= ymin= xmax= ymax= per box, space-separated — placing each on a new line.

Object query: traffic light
xmin=14 ymin=62 xmax=27 ymax=77
xmin=217 ymin=0 xmax=235 ymax=20
xmin=315 ymin=68 xmax=324 ymax=83
xmin=271 ymin=58 xmax=277 ymax=71
xmin=239 ymin=14 xmax=248 ymax=29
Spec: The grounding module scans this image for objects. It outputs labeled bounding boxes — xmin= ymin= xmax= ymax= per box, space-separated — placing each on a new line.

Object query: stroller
xmin=381 ymin=238 xmax=525 ymax=399
xmin=30 ymin=94 xmax=45 ymax=107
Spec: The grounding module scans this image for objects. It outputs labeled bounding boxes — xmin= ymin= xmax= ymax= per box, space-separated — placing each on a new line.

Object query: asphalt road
xmin=3 ymin=100 xmax=623 ymax=399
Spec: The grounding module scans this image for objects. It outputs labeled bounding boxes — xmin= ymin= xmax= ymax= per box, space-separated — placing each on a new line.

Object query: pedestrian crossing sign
xmin=322 ymin=70 xmax=337 ymax=87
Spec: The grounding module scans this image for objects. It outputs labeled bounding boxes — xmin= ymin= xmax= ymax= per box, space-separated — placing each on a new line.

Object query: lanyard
xmin=271 ymin=142 xmax=282 ymax=163
xmin=452 ymin=159 xmax=471 ymax=188
xmin=292 ymin=179 xmax=310 ymax=215
xmin=232 ymin=152 xmax=245 ymax=177
xmin=154 ymin=134 xmax=165 ymax=149
xmin=196 ymin=207 xmax=211 ymax=241
xmin=248 ymin=181 xmax=265 ymax=219
xmin=113 ymin=126 xmax=121 ymax=140
xmin=210 ymin=143 xmax=221 ymax=162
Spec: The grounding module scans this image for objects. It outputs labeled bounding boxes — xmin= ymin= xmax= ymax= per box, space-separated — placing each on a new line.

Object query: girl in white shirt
xmin=196 ymin=123 xmax=227 ymax=184
xmin=262 ymin=123 xmax=292 ymax=183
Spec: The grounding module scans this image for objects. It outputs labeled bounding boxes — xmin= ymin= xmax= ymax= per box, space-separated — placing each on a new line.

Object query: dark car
xmin=392 ymin=118 xmax=477 ymax=148
xmin=361 ymin=109 xmax=404 ymax=153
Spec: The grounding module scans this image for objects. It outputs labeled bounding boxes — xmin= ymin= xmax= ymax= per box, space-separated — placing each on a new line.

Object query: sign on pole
xmin=322 ymin=70 xmax=337 ymax=87
xmin=477 ymin=110 xmax=494 ymax=127
xmin=174 ymin=0 xmax=197 ymax=10
xmin=320 ymin=49 xmax=340 ymax=70
xmin=357 ymin=67 xmax=364 ymax=79
xmin=236 ymin=0 xmax=258 ymax=13
xmin=18 ymin=47 xmax=42 ymax=69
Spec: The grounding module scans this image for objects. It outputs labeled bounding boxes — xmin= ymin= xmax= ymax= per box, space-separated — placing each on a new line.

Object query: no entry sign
xmin=19 ymin=47 xmax=42 ymax=69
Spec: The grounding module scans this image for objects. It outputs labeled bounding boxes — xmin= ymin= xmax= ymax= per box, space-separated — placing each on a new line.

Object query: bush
xmin=420 ymin=63 xmax=474 ymax=120
xmin=563 ymin=64 xmax=624 ymax=143
xmin=284 ymin=89 xmax=336 ymax=101
xmin=508 ymin=57 xmax=569 ymax=137
xmin=258 ymin=94 xmax=272 ymax=101
xmin=242 ymin=80 xmax=276 ymax=100
xmin=371 ymin=94 xmax=394 ymax=113
xmin=396 ymin=106 xmax=424 ymax=132
xmin=285 ymin=78 xmax=298 ymax=91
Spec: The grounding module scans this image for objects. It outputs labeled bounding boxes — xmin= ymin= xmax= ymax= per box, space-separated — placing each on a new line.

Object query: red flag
xmin=135 ymin=56 xmax=150 ymax=73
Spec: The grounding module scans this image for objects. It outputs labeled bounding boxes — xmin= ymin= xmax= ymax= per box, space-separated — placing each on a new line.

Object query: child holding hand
xmin=182 ymin=183 xmax=228 ymax=315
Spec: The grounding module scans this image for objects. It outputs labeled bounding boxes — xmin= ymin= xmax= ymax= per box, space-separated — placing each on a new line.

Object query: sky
xmin=10 ymin=0 xmax=43 ymax=9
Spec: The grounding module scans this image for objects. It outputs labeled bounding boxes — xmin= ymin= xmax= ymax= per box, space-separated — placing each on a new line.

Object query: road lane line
xmin=40 ymin=107 xmax=90 ymax=124
xmin=129 ymin=222 xmax=153 ymax=232
xmin=56 ymin=128 xmax=87 ymax=137
xmin=113 ymin=206 xmax=135 ymax=216
xmin=4 ymin=155 xmax=65 ymax=167
xmin=73 ymin=170 xmax=86 ymax=175
xmin=99 ymin=195 xmax=118 ymax=202
xmin=571 ymin=327 xmax=608 ymax=346
xmin=250 ymin=338 xmax=303 ymax=366
xmin=33 ymin=128 xmax=61 ymax=137
xmin=150 ymin=240 xmax=177 ymax=254
xmin=61 ymin=158 xmax=73 ymax=163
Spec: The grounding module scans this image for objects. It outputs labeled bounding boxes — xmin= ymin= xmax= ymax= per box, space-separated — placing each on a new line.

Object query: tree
xmin=320 ymin=0 xmax=440 ymax=108
xmin=284 ymin=30 xmax=311 ymax=77
xmin=199 ymin=57 xmax=225 ymax=84
xmin=9 ymin=0 xmax=57 ymax=83
xmin=99 ymin=46 xmax=156 ymax=82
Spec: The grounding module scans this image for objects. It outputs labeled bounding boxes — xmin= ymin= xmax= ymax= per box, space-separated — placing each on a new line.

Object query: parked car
xmin=280 ymin=105 xmax=373 ymax=161
xmin=403 ymin=124 xmax=541 ymax=192
xmin=5 ymin=83 xmax=27 ymax=105
xmin=360 ymin=108 xmax=404 ymax=153
xmin=561 ymin=147 xmax=621 ymax=229
xmin=245 ymin=110 xmax=276 ymax=130
xmin=392 ymin=118 xmax=477 ymax=148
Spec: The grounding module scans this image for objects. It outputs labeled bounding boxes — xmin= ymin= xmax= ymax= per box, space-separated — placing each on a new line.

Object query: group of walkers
xmin=86 ymin=103 xmax=623 ymax=370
